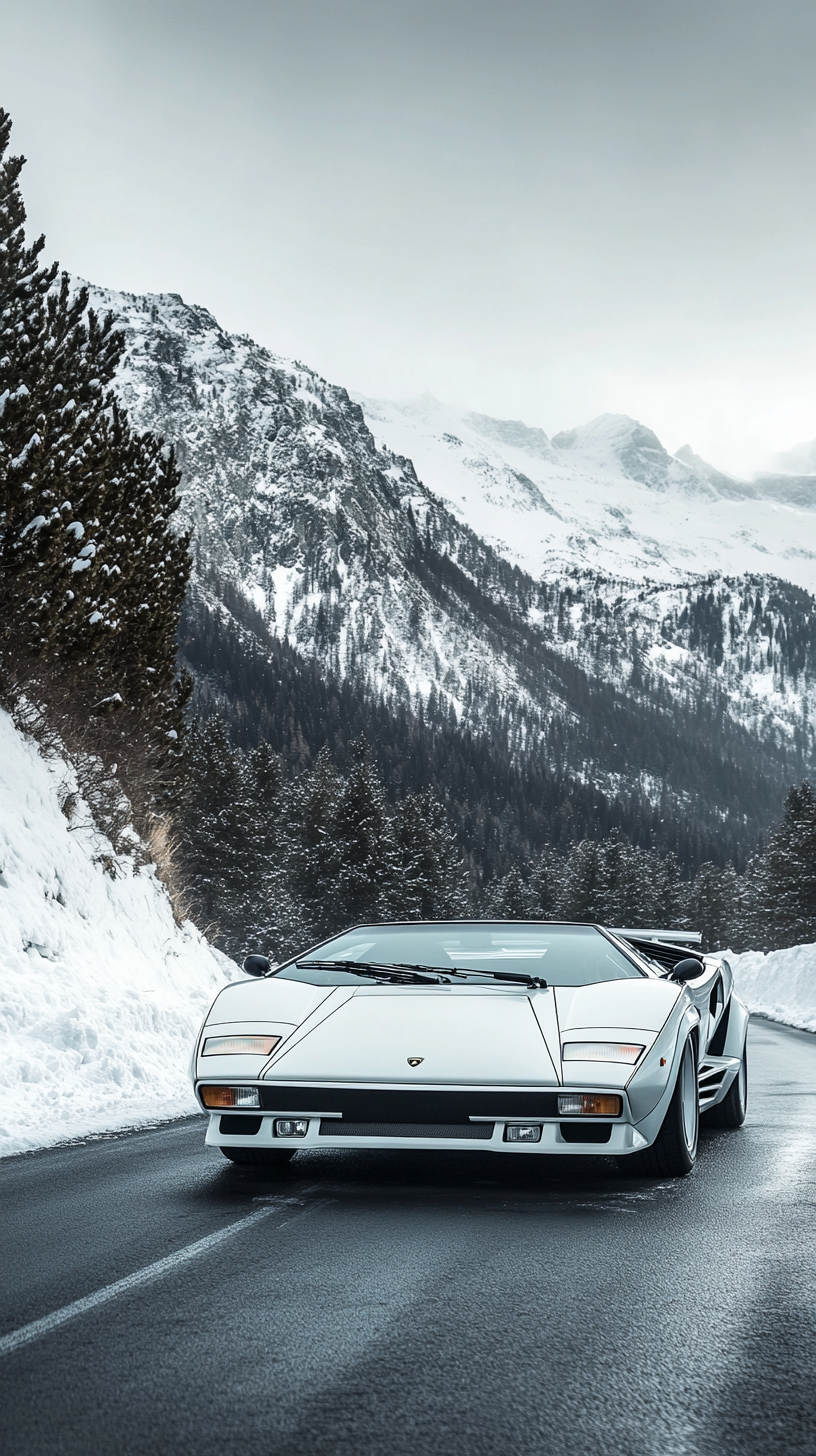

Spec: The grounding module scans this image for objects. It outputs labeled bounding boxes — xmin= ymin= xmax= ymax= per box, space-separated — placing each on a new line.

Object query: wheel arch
xmin=721 ymin=993 xmax=749 ymax=1060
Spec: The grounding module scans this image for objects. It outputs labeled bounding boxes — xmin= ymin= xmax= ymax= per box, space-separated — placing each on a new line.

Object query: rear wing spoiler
xmin=610 ymin=928 xmax=702 ymax=947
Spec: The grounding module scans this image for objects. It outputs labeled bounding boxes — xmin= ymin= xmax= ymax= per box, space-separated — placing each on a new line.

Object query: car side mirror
xmin=672 ymin=957 xmax=702 ymax=983
xmin=243 ymin=954 xmax=271 ymax=978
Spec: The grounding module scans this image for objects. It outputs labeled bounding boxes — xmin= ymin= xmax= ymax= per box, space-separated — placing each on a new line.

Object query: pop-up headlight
xmin=562 ymin=1042 xmax=644 ymax=1065
xmin=203 ymin=1035 xmax=280 ymax=1056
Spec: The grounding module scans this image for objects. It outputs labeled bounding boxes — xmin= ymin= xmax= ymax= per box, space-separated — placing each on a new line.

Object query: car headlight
xmin=562 ymin=1041 xmax=644 ymax=1065
xmin=199 ymin=1085 xmax=261 ymax=1109
xmin=202 ymin=1035 xmax=280 ymax=1056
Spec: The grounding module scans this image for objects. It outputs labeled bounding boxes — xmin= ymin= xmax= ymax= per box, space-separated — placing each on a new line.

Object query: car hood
xmin=262 ymin=985 xmax=561 ymax=1086
xmin=197 ymin=976 xmax=682 ymax=1088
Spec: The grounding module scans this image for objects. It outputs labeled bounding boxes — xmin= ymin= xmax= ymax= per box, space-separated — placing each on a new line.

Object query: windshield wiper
xmin=444 ymin=966 xmax=548 ymax=989
xmin=295 ymin=959 xmax=448 ymax=985
xmin=295 ymin=958 xmax=546 ymax=989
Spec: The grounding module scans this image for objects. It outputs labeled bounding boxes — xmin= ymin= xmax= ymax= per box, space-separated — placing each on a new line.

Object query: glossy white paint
xmin=555 ymin=979 xmax=680 ymax=1032
xmin=205 ymin=978 xmax=334 ymax=1025
xmin=262 ymin=987 xmax=560 ymax=1086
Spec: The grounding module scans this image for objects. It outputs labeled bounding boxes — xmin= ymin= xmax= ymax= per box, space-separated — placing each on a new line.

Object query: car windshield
xmin=274 ymin=923 xmax=645 ymax=987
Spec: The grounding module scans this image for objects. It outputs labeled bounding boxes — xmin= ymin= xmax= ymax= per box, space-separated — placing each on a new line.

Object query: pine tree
xmin=179 ymin=719 xmax=255 ymax=944
xmin=287 ymin=745 xmax=346 ymax=942
xmin=755 ymin=781 xmax=816 ymax=949
xmin=100 ymin=404 xmax=191 ymax=735
xmin=557 ymin=840 xmax=604 ymax=921
xmin=393 ymin=791 xmax=467 ymax=919
xmin=332 ymin=738 xmax=398 ymax=927
xmin=527 ymin=846 xmax=565 ymax=918
xmin=241 ymin=740 xmax=300 ymax=958
xmin=484 ymin=864 xmax=538 ymax=919
xmin=651 ymin=850 xmax=683 ymax=928
xmin=683 ymin=862 xmax=740 ymax=952
xmin=0 ymin=119 xmax=123 ymax=666
xmin=0 ymin=108 xmax=191 ymax=798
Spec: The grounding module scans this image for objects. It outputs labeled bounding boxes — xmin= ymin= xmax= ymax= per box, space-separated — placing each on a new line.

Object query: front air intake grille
xmin=319 ymin=1120 xmax=494 ymax=1140
xmin=260 ymin=1086 xmax=558 ymax=1119
xmin=559 ymin=1122 xmax=613 ymax=1144
xmin=219 ymin=1115 xmax=262 ymax=1136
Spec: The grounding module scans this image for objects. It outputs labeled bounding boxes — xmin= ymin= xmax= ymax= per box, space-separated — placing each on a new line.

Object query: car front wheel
xmin=621 ymin=1037 xmax=699 ymax=1178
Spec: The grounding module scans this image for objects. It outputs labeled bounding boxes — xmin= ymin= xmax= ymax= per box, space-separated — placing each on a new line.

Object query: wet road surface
xmin=1 ymin=1018 xmax=815 ymax=1456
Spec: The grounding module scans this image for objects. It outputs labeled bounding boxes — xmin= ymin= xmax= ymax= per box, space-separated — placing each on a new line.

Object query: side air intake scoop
xmin=610 ymin=928 xmax=703 ymax=946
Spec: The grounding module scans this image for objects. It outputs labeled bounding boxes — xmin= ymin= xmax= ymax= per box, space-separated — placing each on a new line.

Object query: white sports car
xmin=192 ymin=921 xmax=749 ymax=1177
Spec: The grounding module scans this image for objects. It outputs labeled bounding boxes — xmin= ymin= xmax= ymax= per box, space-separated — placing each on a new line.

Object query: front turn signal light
xmin=203 ymin=1035 xmax=280 ymax=1056
xmin=200 ymin=1085 xmax=261 ymax=1110
xmin=558 ymin=1094 xmax=622 ymax=1117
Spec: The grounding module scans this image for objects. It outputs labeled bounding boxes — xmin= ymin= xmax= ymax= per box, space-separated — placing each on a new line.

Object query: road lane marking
xmin=0 ymin=1197 xmax=333 ymax=1359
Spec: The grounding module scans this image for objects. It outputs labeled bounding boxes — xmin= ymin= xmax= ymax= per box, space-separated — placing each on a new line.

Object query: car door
xmin=684 ymin=959 xmax=722 ymax=1052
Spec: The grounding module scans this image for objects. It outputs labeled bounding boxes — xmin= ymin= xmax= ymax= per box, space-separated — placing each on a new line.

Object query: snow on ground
xmin=730 ymin=943 xmax=816 ymax=1035
xmin=0 ymin=709 xmax=237 ymax=1159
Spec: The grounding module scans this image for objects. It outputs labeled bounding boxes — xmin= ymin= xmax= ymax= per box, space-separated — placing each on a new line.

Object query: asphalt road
xmin=1 ymin=1019 xmax=815 ymax=1456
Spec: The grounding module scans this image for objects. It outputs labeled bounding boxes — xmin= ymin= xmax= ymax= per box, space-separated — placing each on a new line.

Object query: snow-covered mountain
xmin=83 ymin=283 xmax=816 ymax=856
xmin=358 ymin=394 xmax=816 ymax=591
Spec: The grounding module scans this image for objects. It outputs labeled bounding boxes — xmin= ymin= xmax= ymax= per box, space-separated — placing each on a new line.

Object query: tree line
xmin=177 ymin=717 xmax=816 ymax=960
xmin=181 ymin=574 xmax=780 ymax=880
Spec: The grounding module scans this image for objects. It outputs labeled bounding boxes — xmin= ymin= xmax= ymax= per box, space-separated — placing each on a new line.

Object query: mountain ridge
xmin=358 ymin=392 xmax=816 ymax=590
xmin=81 ymin=281 xmax=816 ymax=870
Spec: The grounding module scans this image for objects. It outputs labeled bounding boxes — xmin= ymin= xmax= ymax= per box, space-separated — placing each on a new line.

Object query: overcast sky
xmin=1 ymin=0 xmax=815 ymax=474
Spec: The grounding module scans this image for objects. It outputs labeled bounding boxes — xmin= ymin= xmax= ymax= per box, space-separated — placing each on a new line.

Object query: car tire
xmin=703 ymin=1042 xmax=748 ymax=1128
xmin=220 ymin=1147 xmax=296 ymax=1166
xmin=621 ymin=1036 xmax=699 ymax=1178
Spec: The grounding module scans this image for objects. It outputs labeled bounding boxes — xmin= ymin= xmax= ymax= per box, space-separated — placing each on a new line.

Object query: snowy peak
xmin=359 ymin=392 xmax=562 ymax=524
xmin=357 ymin=395 xmax=816 ymax=590
xmin=84 ymin=282 xmax=430 ymax=617
xmin=673 ymin=443 xmax=753 ymax=498
xmin=551 ymin=413 xmax=712 ymax=495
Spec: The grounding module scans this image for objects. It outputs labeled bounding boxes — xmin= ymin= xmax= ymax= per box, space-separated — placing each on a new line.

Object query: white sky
xmin=1 ymin=0 xmax=815 ymax=476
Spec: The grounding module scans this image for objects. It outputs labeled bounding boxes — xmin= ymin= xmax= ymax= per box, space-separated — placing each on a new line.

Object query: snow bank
xmin=730 ymin=943 xmax=816 ymax=1034
xmin=0 ymin=708 xmax=236 ymax=1158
